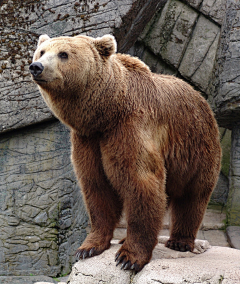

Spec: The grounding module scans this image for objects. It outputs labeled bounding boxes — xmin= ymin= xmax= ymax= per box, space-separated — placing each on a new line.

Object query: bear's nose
xmin=29 ymin=62 xmax=44 ymax=77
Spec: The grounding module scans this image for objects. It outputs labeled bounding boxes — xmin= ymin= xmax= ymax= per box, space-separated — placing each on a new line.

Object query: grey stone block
xmin=200 ymin=0 xmax=226 ymax=25
xmin=211 ymin=171 xmax=229 ymax=205
xmin=142 ymin=0 xmax=198 ymax=68
xmin=184 ymin=0 xmax=225 ymax=24
xmin=184 ymin=0 xmax=203 ymax=9
xmin=179 ymin=15 xmax=220 ymax=93
xmin=226 ymin=226 xmax=240 ymax=249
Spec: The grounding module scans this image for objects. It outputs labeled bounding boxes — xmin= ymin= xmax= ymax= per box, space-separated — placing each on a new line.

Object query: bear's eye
xmin=58 ymin=52 xmax=68 ymax=60
xmin=40 ymin=50 xmax=45 ymax=57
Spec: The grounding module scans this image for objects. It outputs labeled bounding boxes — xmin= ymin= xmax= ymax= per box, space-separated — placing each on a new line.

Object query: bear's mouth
xmin=33 ymin=78 xmax=48 ymax=84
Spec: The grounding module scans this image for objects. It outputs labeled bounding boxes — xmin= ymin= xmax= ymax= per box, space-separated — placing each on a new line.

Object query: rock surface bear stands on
xmin=30 ymin=32 xmax=221 ymax=272
xmin=66 ymin=240 xmax=240 ymax=284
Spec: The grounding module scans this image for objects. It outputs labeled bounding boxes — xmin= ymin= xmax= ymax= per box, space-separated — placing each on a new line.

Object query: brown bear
xmin=29 ymin=34 xmax=221 ymax=272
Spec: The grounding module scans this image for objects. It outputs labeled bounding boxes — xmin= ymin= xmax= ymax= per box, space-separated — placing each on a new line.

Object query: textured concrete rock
xmin=226 ymin=226 xmax=240 ymax=249
xmin=227 ymin=125 xmax=240 ymax=226
xmin=211 ymin=0 xmax=240 ymax=128
xmin=68 ymin=240 xmax=240 ymax=284
xmin=211 ymin=172 xmax=229 ymax=205
xmin=0 ymin=0 xmax=164 ymax=134
xmin=200 ymin=208 xmax=226 ymax=231
xmin=184 ymin=0 xmax=225 ymax=24
xmin=132 ymin=246 xmax=240 ymax=284
xmin=201 ymin=229 xmax=230 ymax=247
xmin=179 ymin=15 xmax=220 ymax=93
xmin=200 ymin=0 xmax=226 ymax=24
xmin=0 ymin=121 xmax=87 ymax=276
xmin=220 ymin=128 xmax=231 ymax=177
xmin=128 ymin=42 xmax=177 ymax=75
xmin=200 ymin=0 xmax=225 ymax=25
xmin=142 ymin=0 xmax=198 ymax=69
xmin=184 ymin=0 xmax=203 ymax=9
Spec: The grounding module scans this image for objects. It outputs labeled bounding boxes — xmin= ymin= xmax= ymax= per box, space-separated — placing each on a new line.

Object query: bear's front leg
xmin=100 ymin=122 xmax=167 ymax=272
xmin=71 ymin=131 xmax=123 ymax=259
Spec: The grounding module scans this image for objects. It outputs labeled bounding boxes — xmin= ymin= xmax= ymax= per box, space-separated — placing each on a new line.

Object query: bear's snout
xmin=29 ymin=62 xmax=44 ymax=78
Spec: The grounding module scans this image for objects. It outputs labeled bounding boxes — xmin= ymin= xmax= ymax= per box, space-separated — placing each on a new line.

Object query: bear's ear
xmin=38 ymin=34 xmax=50 ymax=47
xmin=94 ymin=34 xmax=117 ymax=57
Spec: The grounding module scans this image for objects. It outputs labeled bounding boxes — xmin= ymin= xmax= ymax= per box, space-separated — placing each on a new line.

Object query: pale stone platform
xmin=67 ymin=240 xmax=240 ymax=284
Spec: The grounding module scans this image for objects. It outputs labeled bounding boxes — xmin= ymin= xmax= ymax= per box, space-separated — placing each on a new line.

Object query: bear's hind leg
xmin=71 ymin=132 xmax=123 ymax=259
xmin=166 ymin=176 xmax=217 ymax=252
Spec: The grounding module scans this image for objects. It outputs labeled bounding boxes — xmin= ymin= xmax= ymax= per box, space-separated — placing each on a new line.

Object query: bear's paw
xmin=165 ymin=237 xmax=194 ymax=252
xmin=115 ymin=243 xmax=151 ymax=272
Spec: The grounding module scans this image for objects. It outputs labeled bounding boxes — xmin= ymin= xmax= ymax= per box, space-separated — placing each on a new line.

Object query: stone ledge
xmin=226 ymin=226 xmax=240 ymax=249
xmin=66 ymin=239 xmax=240 ymax=284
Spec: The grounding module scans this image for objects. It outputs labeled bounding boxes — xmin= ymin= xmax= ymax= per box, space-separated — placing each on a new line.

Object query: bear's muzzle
xmin=29 ymin=62 xmax=44 ymax=78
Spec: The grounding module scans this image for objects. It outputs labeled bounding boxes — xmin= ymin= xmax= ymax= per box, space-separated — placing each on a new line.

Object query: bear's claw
xmin=115 ymin=252 xmax=140 ymax=272
xmin=75 ymin=247 xmax=99 ymax=260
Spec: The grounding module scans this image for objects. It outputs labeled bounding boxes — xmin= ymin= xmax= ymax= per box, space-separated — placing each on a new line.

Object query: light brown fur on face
xmin=30 ymin=34 xmax=221 ymax=272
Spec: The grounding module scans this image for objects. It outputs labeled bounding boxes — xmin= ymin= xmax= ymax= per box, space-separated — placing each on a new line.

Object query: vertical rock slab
xmin=142 ymin=0 xmax=198 ymax=69
xmin=228 ymin=125 xmax=240 ymax=226
xmin=0 ymin=121 xmax=87 ymax=276
xmin=210 ymin=0 xmax=240 ymax=128
xmin=179 ymin=15 xmax=220 ymax=94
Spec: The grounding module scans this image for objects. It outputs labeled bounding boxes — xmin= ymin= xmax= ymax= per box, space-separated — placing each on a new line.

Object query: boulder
xmin=68 ymin=239 xmax=240 ymax=284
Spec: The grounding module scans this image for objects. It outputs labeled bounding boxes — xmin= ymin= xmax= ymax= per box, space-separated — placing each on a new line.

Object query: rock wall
xmin=129 ymin=0 xmax=225 ymax=97
xmin=0 ymin=121 xmax=88 ymax=276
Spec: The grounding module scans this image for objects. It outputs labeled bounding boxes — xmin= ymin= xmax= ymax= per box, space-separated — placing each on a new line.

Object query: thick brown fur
xmin=30 ymin=34 xmax=221 ymax=272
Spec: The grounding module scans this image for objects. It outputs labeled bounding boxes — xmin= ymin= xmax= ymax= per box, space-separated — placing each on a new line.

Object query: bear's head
xmin=29 ymin=34 xmax=118 ymax=133
xmin=29 ymin=34 xmax=117 ymax=93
